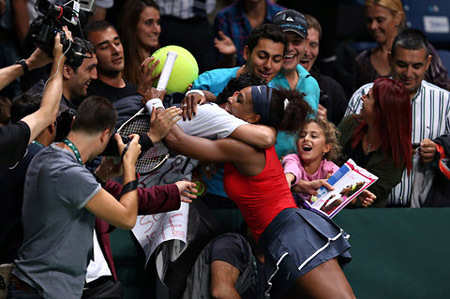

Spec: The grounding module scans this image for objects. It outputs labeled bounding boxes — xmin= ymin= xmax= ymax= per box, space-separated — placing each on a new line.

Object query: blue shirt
xmin=270 ymin=64 xmax=320 ymax=113
xmin=192 ymin=67 xmax=240 ymax=96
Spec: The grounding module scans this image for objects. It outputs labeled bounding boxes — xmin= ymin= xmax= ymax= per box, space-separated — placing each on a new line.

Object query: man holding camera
xmin=8 ymin=96 xmax=142 ymax=299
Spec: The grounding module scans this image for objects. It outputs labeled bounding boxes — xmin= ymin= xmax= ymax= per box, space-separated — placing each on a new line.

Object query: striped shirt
xmin=155 ymin=0 xmax=216 ymax=19
xmin=345 ymin=80 xmax=450 ymax=206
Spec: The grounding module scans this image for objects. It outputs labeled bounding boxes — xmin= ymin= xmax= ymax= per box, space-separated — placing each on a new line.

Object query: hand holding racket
xmin=115 ymin=51 xmax=178 ymax=174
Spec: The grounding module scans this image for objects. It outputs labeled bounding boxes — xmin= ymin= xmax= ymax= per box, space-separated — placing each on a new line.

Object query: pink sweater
xmin=282 ymin=153 xmax=339 ymax=205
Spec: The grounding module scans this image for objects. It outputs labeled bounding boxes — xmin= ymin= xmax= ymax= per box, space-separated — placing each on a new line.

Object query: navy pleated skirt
xmin=258 ymin=208 xmax=352 ymax=298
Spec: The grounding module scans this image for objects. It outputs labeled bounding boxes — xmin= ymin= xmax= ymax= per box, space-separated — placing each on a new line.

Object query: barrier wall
xmin=111 ymin=208 xmax=450 ymax=298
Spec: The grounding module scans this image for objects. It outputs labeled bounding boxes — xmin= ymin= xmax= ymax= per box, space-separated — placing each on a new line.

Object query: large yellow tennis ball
xmin=149 ymin=45 xmax=199 ymax=94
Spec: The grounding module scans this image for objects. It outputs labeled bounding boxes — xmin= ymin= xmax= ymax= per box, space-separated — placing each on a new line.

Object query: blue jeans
xmin=7 ymin=278 xmax=42 ymax=299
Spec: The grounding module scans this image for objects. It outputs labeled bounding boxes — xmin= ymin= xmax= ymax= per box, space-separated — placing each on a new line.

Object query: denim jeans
xmin=7 ymin=278 xmax=42 ymax=299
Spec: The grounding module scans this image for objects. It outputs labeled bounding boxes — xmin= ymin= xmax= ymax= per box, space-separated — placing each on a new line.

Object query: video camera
xmin=29 ymin=0 xmax=94 ymax=67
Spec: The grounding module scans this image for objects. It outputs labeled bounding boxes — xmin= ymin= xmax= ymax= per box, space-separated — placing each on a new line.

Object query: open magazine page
xmin=305 ymin=159 xmax=378 ymax=218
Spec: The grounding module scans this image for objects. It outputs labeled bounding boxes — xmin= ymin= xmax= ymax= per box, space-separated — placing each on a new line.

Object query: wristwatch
xmin=15 ymin=59 xmax=29 ymax=74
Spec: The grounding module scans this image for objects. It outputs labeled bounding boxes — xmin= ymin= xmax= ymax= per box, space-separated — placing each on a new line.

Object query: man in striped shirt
xmin=345 ymin=28 xmax=450 ymax=207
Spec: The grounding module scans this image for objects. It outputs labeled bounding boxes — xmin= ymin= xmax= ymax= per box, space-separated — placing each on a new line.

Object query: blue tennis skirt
xmin=258 ymin=208 xmax=351 ymax=298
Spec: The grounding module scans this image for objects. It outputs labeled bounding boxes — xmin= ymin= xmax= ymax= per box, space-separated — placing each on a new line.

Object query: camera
xmin=55 ymin=107 xmax=77 ymax=142
xmin=29 ymin=0 xmax=92 ymax=67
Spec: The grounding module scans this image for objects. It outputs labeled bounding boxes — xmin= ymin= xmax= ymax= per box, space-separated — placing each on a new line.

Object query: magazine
xmin=305 ymin=159 xmax=378 ymax=218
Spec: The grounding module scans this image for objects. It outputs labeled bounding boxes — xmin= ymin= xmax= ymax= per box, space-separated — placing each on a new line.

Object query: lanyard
xmin=63 ymin=138 xmax=82 ymax=165
xmin=31 ymin=140 xmax=44 ymax=147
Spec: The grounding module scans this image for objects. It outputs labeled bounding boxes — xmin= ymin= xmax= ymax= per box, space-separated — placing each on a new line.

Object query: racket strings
xmin=119 ymin=113 xmax=169 ymax=174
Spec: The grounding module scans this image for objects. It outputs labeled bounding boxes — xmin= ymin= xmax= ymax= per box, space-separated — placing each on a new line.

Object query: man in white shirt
xmin=345 ymin=28 xmax=450 ymax=207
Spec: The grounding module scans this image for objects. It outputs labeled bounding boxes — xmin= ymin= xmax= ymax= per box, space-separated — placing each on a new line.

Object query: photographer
xmin=0 ymin=28 xmax=68 ymax=175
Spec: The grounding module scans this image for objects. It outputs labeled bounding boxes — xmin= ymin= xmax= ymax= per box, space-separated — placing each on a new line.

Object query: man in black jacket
xmin=300 ymin=14 xmax=347 ymax=126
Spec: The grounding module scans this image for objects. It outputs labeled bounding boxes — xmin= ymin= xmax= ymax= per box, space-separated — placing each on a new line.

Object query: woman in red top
xmin=165 ymin=86 xmax=355 ymax=298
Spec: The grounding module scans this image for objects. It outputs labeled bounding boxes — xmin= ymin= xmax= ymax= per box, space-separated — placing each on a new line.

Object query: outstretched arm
xmin=165 ymin=124 xmax=264 ymax=176
xmin=21 ymin=30 xmax=69 ymax=144
xmin=0 ymin=47 xmax=53 ymax=91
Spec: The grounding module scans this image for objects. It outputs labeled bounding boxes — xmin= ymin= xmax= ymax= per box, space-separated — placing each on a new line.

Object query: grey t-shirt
xmin=13 ymin=144 xmax=101 ymax=299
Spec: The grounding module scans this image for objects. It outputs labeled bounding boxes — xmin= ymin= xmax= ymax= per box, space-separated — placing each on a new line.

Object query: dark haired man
xmin=2 ymin=93 xmax=187 ymax=299
xmin=346 ymin=28 xmax=450 ymax=207
xmin=83 ymin=21 xmax=149 ymax=103
xmin=300 ymin=14 xmax=347 ymax=126
xmin=8 ymin=96 xmax=142 ymax=298
xmin=61 ymin=39 xmax=98 ymax=109
xmin=192 ymin=23 xmax=287 ymax=96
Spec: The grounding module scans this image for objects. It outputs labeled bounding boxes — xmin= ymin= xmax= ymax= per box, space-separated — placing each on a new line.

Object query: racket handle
xmin=156 ymin=51 xmax=178 ymax=91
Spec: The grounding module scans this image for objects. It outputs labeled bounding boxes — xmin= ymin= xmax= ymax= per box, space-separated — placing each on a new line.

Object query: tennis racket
xmin=117 ymin=51 xmax=178 ymax=174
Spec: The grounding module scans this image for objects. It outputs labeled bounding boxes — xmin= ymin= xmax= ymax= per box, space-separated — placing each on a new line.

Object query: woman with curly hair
xmin=280 ymin=118 xmax=367 ymax=207
xmin=165 ymin=86 xmax=357 ymax=299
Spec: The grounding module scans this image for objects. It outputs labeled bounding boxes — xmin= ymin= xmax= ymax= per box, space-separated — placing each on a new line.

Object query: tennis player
xmin=165 ymin=86 xmax=356 ymax=299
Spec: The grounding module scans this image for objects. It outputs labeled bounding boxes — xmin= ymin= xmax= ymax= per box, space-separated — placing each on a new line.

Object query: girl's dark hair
xmin=118 ymin=0 xmax=160 ymax=85
xmin=268 ymin=88 xmax=312 ymax=132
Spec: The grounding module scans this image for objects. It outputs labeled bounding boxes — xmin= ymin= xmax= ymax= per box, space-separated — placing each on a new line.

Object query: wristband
xmin=138 ymin=133 xmax=154 ymax=152
xmin=185 ymin=89 xmax=205 ymax=97
xmin=120 ymin=179 xmax=138 ymax=195
xmin=146 ymin=98 xmax=164 ymax=115
xmin=15 ymin=59 xmax=29 ymax=74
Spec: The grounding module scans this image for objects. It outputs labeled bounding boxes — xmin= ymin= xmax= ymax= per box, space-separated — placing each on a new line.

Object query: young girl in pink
xmin=282 ymin=118 xmax=341 ymax=207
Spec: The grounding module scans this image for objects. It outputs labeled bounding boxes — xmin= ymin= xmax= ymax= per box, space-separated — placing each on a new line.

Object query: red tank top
xmin=224 ymin=146 xmax=297 ymax=241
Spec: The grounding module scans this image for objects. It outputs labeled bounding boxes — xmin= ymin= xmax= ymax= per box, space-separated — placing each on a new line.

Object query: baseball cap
xmin=272 ymin=9 xmax=308 ymax=39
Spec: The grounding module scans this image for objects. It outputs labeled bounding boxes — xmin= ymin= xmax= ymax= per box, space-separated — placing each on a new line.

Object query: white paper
xmin=132 ymin=202 xmax=189 ymax=265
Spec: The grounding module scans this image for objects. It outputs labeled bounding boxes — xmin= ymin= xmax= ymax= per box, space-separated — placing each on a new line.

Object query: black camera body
xmin=29 ymin=0 xmax=90 ymax=67
xmin=55 ymin=107 xmax=77 ymax=142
